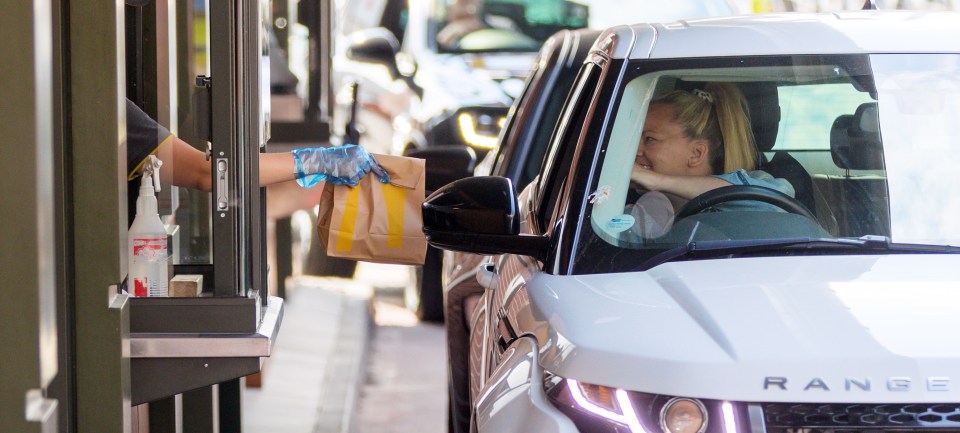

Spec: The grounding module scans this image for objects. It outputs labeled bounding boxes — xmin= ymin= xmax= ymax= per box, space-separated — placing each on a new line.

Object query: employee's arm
xmin=160 ymin=136 xmax=297 ymax=192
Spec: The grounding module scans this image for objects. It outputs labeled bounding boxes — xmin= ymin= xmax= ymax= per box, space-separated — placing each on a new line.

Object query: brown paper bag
xmin=316 ymin=154 xmax=427 ymax=265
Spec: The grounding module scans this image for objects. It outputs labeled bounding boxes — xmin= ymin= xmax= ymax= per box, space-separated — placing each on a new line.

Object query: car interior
xmin=590 ymin=64 xmax=892 ymax=248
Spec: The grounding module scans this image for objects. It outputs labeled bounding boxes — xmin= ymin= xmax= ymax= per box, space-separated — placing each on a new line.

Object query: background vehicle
xmin=332 ymin=0 xmax=739 ymax=321
xmin=423 ymin=10 xmax=960 ymax=433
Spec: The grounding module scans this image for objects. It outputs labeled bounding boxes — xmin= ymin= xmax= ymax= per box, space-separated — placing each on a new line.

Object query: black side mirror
xmin=404 ymin=146 xmax=477 ymax=195
xmin=422 ymin=177 xmax=549 ymax=261
xmin=346 ymin=28 xmax=402 ymax=79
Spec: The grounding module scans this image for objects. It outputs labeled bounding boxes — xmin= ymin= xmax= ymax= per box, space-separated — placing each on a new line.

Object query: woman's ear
xmin=687 ymin=140 xmax=710 ymax=169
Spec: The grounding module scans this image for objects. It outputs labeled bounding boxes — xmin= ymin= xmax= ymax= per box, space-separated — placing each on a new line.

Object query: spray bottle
xmin=128 ymin=155 xmax=168 ymax=297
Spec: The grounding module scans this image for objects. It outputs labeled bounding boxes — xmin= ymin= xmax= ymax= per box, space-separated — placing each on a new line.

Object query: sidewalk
xmin=242 ymin=263 xmax=411 ymax=433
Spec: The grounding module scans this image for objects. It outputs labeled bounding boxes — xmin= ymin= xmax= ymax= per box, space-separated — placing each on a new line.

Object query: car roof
xmin=595 ymin=11 xmax=960 ymax=60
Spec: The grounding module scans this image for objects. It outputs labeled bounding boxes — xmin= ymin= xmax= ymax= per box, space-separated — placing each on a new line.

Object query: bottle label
xmin=131 ymin=237 xmax=168 ymax=297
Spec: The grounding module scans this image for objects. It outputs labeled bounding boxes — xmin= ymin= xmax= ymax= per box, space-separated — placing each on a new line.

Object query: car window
xmin=573 ymin=54 xmax=960 ymax=273
xmin=774 ymin=84 xmax=874 ymax=151
xmin=433 ymin=0 xmax=588 ymax=53
xmin=594 ymin=59 xmax=881 ymax=244
xmin=536 ymin=63 xmax=601 ymax=233
xmin=574 ymin=53 xmax=960 ymax=274
xmin=518 ymin=61 xmax=581 ymax=191
xmin=493 ymin=40 xmax=573 ymax=191
xmin=872 ymin=54 xmax=960 ymax=244
xmin=488 ymin=43 xmax=549 ymax=178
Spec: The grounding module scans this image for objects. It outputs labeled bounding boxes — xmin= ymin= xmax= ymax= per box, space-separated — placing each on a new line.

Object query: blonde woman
xmin=625 ymin=83 xmax=795 ymax=238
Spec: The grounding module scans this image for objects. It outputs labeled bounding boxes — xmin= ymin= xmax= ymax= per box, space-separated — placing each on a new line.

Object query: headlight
xmin=544 ymin=373 xmax=741 ymax=433
xmin=544 ymin=374 xmax=645 ymax=433
xmin=660 ymin=398 xmax=707 ymax=433
xmin=457 ymin=111 xmax=506 ymax=150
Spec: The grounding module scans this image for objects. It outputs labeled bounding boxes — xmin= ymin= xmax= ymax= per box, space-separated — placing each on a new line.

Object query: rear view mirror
xmin=422 ymin=176 xmax=549 ymax=260
xmin=346 ymin=28 xmax=401 ymax=79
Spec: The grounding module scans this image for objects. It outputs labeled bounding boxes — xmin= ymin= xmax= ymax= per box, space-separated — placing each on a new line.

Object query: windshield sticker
xmin=607 ymin=214 xmax=635 ymax=233
xmin=588 ymin=185 xmax=611 ymax=205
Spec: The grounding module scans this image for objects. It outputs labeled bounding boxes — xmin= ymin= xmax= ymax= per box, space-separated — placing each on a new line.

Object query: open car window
xmin=575 ymin=54 xmax=960 ymax=274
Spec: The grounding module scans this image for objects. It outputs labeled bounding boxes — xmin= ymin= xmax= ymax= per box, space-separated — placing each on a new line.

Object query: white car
xmin=423 ymin=9 xmax=960 ymax=433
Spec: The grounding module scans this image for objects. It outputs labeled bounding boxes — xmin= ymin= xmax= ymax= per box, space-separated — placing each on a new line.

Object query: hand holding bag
xmin=316 ymin=153 xmax=427 ymax=265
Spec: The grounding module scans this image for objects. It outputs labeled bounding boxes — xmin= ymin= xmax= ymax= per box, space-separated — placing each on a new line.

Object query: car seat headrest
xmin=830 ymin=102 xmax=884 ymax=170
xmin=740 ymin=82 xmax=781 ymax=153
xmin=855 ymin=101 xmax=880 ymax=134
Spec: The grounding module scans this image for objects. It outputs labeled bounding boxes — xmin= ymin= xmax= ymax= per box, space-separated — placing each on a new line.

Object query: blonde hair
xmin=651 ymin=82 xmax=758 ymax=173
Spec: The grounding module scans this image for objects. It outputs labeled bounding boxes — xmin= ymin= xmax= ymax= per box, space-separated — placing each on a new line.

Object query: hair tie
xmin=692 ymin=89 xmax=714 ymax=104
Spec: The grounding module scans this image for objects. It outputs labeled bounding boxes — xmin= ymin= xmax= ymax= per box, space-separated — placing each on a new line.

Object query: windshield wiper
xmin=636 ymin=236 xmax=960 ymax=271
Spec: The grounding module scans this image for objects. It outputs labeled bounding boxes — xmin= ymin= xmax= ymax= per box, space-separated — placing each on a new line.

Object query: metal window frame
xmin=208 ymin=0 xmax=269 ymax=299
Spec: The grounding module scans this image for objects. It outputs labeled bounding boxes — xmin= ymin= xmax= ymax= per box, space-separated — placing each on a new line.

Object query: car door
xmin=472 ymin=60 xmax=609 ymax=400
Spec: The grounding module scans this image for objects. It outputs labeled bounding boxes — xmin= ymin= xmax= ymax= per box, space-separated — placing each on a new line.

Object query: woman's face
xmin=636 ymin=103 xmax=705 ymax=176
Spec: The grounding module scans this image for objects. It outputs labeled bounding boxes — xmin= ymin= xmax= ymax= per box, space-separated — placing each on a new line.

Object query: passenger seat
xmin=815 ymin=102 xmax=891 ymax=237
xmin=741 ymin=82 xmax=818 ymax=215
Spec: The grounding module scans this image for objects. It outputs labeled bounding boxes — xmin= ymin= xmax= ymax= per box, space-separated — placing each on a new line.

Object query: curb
xmin=311 ymin=280 xmax=374 ymax=433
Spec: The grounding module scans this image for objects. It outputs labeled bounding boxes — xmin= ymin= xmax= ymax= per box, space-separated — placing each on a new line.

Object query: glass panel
xmin=123 ymin=0 xmax=214 ymax=266
xmin=872 ymin=54 xmax=960 ymax=245
xmin=573 ymin=56 xmax=926 ymax=274
xmin=175 ymin=0 xmax=213 ymax=265
xmin=774 ymin=83 xmax=874 ymax=151
xmin=574 ymin=54 xmax=960 ymax=274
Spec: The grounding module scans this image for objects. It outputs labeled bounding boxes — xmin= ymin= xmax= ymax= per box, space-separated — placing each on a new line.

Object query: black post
xmin=218 ymin=379 xmax=243 ymax=432
xmin=275 ymin=216 xmax=292 ymax=299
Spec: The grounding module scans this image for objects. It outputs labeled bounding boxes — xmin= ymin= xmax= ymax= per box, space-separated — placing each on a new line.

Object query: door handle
xmin=476 ymin=262 xmax=498 ymax=290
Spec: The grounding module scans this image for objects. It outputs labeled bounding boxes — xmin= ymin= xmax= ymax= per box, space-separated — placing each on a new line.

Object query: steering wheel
xmin=676 ymin=185 xmax=817 ymax=221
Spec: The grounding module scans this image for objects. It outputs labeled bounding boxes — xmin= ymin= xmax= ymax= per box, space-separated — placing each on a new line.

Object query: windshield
xmin=432 ymin=0 xmax=734 ymax=53
xmin=576 ymin=54 xmax=960 ymax=273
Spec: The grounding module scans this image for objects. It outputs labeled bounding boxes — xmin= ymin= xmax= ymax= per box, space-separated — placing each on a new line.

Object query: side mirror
xmin=422 ymin=176 xmax=549 ymax=261
xmin=404 ymin=146 xmax=477 ymax=195
xmin=346 ymin=28 xmax=402 ymax=80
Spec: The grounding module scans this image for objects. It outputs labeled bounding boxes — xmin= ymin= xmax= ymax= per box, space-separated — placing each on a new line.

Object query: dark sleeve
xmin=126 ymin=99 xmax=173 ymax=180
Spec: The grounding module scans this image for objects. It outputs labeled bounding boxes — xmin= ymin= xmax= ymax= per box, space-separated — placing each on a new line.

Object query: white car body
xmin=426 ymin=10 xmax=960 ymax=433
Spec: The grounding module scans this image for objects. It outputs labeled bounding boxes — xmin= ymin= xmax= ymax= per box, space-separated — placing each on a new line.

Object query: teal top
xmin=709 ymin=169 xmax=796 ymax=212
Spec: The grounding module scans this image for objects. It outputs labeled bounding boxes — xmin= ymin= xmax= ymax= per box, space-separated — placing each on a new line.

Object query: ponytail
xmin=651 ymin=83 xmax=758 ymax=173
xmin=706 ymin=82 xmax=758 ymax=172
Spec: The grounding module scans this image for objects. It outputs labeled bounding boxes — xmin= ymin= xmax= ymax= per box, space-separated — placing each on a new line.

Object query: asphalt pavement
xmin=352 ymin=291 xmax=447 ymax=433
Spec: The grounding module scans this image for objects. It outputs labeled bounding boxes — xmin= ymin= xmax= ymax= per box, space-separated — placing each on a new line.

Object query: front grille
xmin=763 ymin=403 xmax=960 ymax=429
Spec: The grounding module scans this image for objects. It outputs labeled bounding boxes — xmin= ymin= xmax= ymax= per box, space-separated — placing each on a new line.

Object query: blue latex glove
xmin=292 ymin=144 xmax=390 ymax=188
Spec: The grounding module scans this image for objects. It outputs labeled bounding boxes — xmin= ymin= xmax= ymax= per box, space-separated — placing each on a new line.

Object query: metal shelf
xmin=129 ymin=295 xmax=284 ymax=405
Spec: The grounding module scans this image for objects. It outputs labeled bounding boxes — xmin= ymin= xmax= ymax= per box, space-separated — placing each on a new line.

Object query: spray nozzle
xmin=141 ymin=155 xmax=163 ymax=192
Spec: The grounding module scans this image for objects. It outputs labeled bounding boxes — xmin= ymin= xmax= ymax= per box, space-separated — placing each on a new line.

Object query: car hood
xmin=418 ymin=51 xmax=536 ymax=110
xmin=529 ymin=254 xmax=960 ymax=402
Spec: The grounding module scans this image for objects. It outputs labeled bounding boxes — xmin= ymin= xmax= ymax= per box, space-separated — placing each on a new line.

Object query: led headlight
xmin=660 ymin=398 xmax=708 ymax=433
xmin=457 ymin=111 xmax=506 ymax=150
xmin=545 ymin=375 xmax=646 ymax=433
xmin=544 ymin=373 xmax=739 ymax=433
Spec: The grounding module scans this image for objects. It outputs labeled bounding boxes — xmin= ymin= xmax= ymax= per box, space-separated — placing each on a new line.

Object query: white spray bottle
xmin=128 ymin=155 xmax=168 ymax=297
